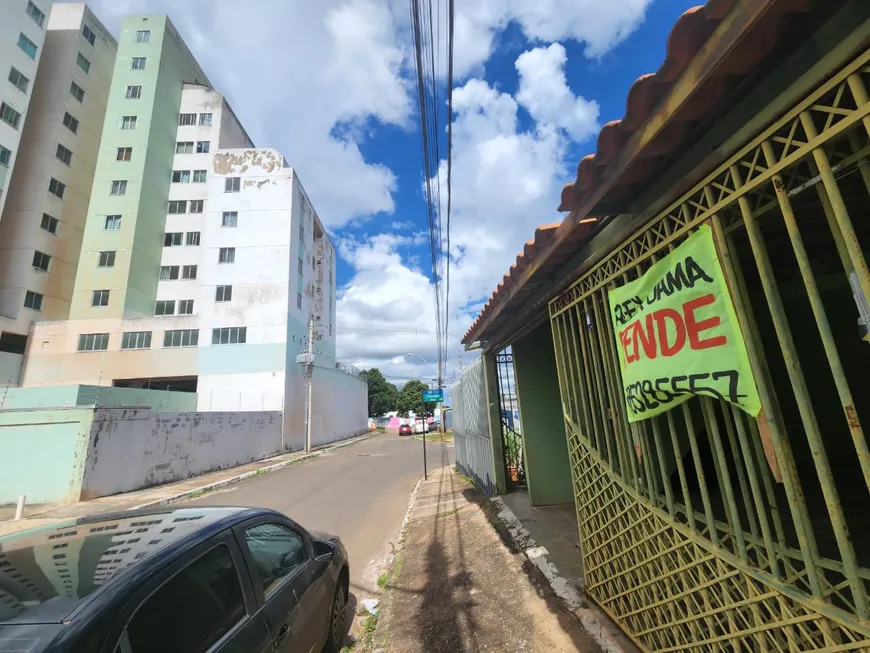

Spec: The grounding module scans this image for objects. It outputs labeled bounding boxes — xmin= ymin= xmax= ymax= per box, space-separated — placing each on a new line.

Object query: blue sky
xmin=79 ymin=0 xmax=699 ymax=386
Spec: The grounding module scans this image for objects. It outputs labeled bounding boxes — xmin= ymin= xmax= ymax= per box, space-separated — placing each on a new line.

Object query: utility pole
xmin=304 ymin=315 xmax=315 ymax=453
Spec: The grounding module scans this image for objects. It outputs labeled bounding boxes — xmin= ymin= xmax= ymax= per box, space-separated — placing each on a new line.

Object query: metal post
xmin=305 ymin=316 xmax=314 ymax=453
xmin=14 ymin=495 xmax=25 ymax=521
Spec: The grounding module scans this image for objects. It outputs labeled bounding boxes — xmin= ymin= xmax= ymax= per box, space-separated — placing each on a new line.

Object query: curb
xmin=490 ymin=496 xmax=628 ymax=653
xmin=370 ymin=475 xmax=424 ymax=651
xmin=130 ymin=432 xmax=374 ymax=510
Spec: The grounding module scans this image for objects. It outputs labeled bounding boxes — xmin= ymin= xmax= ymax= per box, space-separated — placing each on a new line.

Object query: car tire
xmin=323 ymin=577 xmax=347 ymax=653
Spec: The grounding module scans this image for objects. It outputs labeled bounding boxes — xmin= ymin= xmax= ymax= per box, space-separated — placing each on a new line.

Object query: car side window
xmin=126 ymin=544 xmax=245 ymax=651
xmin=244 ymin=522 xmax=308 ymax=595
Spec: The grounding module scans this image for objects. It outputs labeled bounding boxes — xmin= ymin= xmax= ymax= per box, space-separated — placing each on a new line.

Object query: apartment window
xmin=110 ymin=180 xmax=127 ymax=195
xmin=116 ymin=147 xmax=132 ymax=162
xmin=76 ymin=53 xmax=91 ymax=74
xmin=63 ymin=113 xmax=80 ymax=135
xmin=212 ymin=327 xmax=246 ymax=345
xmin=97 ymin=250 xmax=115 ymax=267
xmin=221 ymin=211 xmax=237 ymax=228
xmin=135 ymin=30 xmax=150 ymax=43
xmin=131 ymin=57 xmax=146 ymax=70
xmin=91 ymin=290 xmax=110 ymax=307
xmin=171 ymin=170 xmax=190 ymax=183
xmin=82 ymin=24 xmax=96 ymax=46
xmin=32 ymin=250 xmax=51 ymax=272
xmin=199 ymin=113 xmax=213 ymax=126
xmin=175 ymin=141 xmax=193 ymax=154
xmin=164 ymin=329 xmax=198 ymax=348
xmin=0 ymin=145 xmax=10 ymax=167
xmin=297 ymin=293 xmax=302 ymax=310
xmin=225 ymin=177 xmax=240 ymax=193
xmin=104 ymin=215 xmax=121 ymax=230
xmin=218 ymin=247 xmax=235 ymax=264
xmin=1 ymin=103 xmax=22 ymax=129
xmin=182 ymin=265 xmax=197 ymax=280
xmin=48 ymin=178 xmax=65 ymax=199
xmin=154 ymin=300 xmax=176 ymax=316
xmin=164 ymin=232 xmax=182 ymax=247
xmin=297 ymin=257 xmax=303 ymax=275
xmin=8 ymin=67 xmax=29 ymax=94
xmin=178 ymin=113 xmax=196 ymax=126
xmin=69 ymin=81 xmax=84 ymax=102
xmin=77 ymin=333 xmax=109 ymax=352
xmin=185 ymin=231 xmax=200 ymax=246
xmin=159 ymin=265 xmax=179 ymax=280
xmin=193 ymin=170 xmax=207 ymax=183
xmin=189 ymin=200 xmax=204 ymax=213
xmin=40 ymin=213 xmax=58 ymax=234
xmin=121 ymin=116 xmax=137 ymax=130
xmin=178 ymin=299 xmax=194 ymax=315
xmin=215 ymin=285 xmax=232 ymax=302
xmin=126 ymin=85 xmax=141 ymax=99
xmin=55 ymin=144 xmax=72 ymax=166
xmin=299 ymin=221 xmax=304 ymax=243
xmin=24 ymin=290 xmax=43 ymax=311
xmin=196 ymin=141 xmax=210 ymax=153
xmin=121 ymin=331 xmax=152 ymax=350
xmin=26 ymin=1 xmax=46 ymax=27
xmin=17 ymin=34 xmax=38 ymax=60
xmin=167 ymin=200 xmax=187 ymax=214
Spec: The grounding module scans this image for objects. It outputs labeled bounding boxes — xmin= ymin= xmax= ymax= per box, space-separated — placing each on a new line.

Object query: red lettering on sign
xmin=684 ymin=294 xmax=727 ymax=350
xmin=618 ymin=293 xmax=726 ymax=364
xmin=653 ymin=308 xmax=685 ymax=357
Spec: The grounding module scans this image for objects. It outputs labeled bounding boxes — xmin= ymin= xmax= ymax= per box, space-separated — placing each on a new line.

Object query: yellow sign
xmin=607 ymin=225 xmax=761 ymax=422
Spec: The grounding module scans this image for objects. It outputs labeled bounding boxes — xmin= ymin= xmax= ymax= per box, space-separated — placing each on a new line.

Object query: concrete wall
xmin=80 ymin=408 xmax=283 ymax=499
xmin=0 ymin=351 xmax=23 ymax=386
xmin=513 ymin=322 xmax=574 ymax=506
xmin=0 ymin=408 xmax=93 ymax=504
xmin=1 ymin=383 xmax=197 ymax=410
xmin=310 ymin=367 xmax=368 ymax=447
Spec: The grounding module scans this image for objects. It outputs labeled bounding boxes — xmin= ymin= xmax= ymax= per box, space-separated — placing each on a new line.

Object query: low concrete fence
xmin=80 ymin=409 xmax=285 ymax=499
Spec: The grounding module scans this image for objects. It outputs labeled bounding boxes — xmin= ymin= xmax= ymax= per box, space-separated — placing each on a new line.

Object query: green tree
xmin=361 ymin=368 xmax=398 ymax=417
xmin=397 ymin=379 xmax=437 ymax=417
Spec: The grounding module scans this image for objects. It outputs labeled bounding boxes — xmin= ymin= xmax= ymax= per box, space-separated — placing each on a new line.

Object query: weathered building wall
xmin=80 ymin=408 xmax=284 ymax=499
xmin=310 ymin=367 xmax=368 ymax=447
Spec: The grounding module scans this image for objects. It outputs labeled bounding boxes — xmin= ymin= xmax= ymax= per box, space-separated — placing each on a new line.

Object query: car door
xmin=236 ymin=520 xmax=329 ymax=652
xmin=112 ymin=532 xmax=271 ymax=653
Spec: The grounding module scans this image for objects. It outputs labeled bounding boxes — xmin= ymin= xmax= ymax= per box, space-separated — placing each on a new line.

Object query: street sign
xmin=422 ymin=389 xmax=443 ymax=403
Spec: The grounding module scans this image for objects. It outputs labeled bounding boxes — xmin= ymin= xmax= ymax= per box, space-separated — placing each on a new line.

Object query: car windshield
xmin=0 ymin=508 xmax=238 ymax=625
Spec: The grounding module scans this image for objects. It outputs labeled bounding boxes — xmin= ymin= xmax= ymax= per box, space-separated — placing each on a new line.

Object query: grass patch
xmin=185 ymin=489 xmax=206 ymax=499
xmin=377 ymin=571 xmax=389 ymax=589
xmin=342 ymin=610 xmax=379 ymax=652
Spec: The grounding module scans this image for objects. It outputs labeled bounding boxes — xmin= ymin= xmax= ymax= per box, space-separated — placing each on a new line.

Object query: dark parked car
xmin=398 ymin=423 xmax=412 ymax=436
xmin=0 ymin=506 xmax=349 ymax=653
xmin=428 ymin=421 xmax=440 ymax=433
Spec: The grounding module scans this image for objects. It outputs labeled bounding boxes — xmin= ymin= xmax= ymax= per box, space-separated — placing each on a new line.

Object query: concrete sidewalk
xmin=374 ymin=462 xmax=605 ymax=653
xmin=0 ymin=432 xmax=374 ymax=536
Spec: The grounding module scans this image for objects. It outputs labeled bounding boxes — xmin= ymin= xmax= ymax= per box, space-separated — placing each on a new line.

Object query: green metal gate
xmin=496 ymin=349 xmax=526 ymax=491
xmin=550 ymin=50 xmax=870 ymax=651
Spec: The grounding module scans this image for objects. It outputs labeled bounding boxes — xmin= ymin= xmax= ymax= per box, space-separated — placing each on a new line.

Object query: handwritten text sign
xmin=607 ymin=225 xmax=760 ymax=422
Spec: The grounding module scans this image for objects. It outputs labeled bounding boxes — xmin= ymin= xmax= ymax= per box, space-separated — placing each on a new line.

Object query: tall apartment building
xmin=0 ymin=0 xmax=51 ymax=216
xmin=0 ymin=4 xmax=116 ymax=384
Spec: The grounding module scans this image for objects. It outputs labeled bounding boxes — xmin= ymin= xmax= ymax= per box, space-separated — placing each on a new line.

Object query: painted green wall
xmin=0 ymin=409 xmax=94 ymax=504
xmin=513 ymin=322 xmax=574 ymax=506
xmin=71 ymin=15 xmax=208 ymax=319
xmin=1 ymin=384 xmax=196 ymax=411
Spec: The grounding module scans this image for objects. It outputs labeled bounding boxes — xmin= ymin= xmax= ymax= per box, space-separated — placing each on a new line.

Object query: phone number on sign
xmin=624 ymin=369 xmax=747 ymax=416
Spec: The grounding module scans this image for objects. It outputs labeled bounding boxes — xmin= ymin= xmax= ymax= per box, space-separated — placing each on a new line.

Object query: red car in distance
xmin=398 ymin=424 xmax=412 ymax=436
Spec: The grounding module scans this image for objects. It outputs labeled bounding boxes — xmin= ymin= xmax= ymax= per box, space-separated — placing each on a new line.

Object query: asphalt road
xmin=182 ymin=432 xmax=453 ymax=596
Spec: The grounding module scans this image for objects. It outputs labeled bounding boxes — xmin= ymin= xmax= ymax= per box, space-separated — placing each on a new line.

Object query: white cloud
xmin=79 ymin=0 xmax=410 ymax=227
xmin=337 ymin=44 xmax=600 ymax=378
xmin=450 ymin=0 xmax=653 ymax=77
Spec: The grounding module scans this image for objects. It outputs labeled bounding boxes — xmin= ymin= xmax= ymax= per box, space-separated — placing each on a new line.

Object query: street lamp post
xmin=404 ymin=353 xmax=447 ymax=481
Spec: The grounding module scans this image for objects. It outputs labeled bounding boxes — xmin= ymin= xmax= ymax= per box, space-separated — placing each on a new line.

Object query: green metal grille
xmin=550 ymin=49 xmax=870 ymax=651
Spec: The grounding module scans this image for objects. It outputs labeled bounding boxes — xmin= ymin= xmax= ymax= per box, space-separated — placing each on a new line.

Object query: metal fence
xmin=451 ymin=357 xmax=497 ymax=495
xmin=549 ymin=51 xmax=870 ymax=651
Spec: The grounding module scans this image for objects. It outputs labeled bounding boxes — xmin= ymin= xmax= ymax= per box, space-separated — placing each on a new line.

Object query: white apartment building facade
xmin=0 ymin=0 xmax=51 ymax=216
xmin=0 ymin=3 xmax=116 ymax=386
xmin=19 ymin=85 xmax=360 ymax=442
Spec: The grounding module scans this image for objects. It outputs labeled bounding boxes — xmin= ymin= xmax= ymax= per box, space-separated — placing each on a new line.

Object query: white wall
xmin=310 ymin=367 xmax=368 ymax=447
xmin=80 ymin=407 xmax=285 ymax=498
